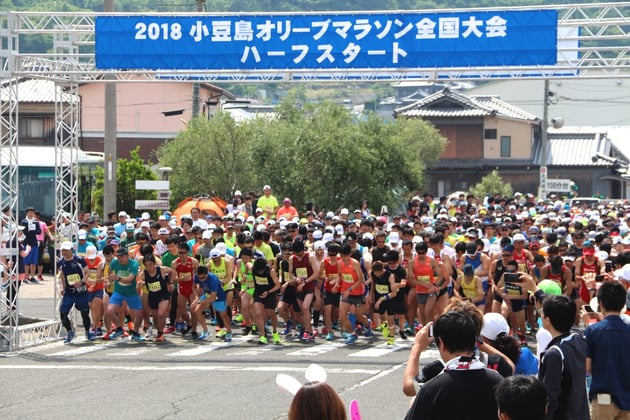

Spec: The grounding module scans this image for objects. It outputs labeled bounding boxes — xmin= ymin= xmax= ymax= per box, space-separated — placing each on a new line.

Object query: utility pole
xmin=539 ymin=79 xmax=549 ymax=201
xmin=103 ymin=0 xmax=117 ymax=220
xmin=191 ymin=0 xmax=205 ymax=118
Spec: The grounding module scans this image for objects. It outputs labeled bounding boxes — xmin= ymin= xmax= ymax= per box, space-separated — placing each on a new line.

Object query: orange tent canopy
xmin=173 ymin=197 xmax=226 ymax=219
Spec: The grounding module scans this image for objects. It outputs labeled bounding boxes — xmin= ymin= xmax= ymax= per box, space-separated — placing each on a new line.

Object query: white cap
xmin=312 ymin=230 xmax=323 ymax=240
xmin=247 ymin=216 xmax=255 ymax=223
xmin=85 ymin=245 xmax=98 ymax=260
xmin=335 ymin=224 xmax=344 ymax=234
xmin=209 ymin=248 xmax=221 ymax=259
xmin=388 ymin=232 xmax=400 ymax=244
xmin=118 ymin=211 xmax=127 ymax=218
xmin=126 ymin=222 xmax=135 ymax=230
xmin=340 ymin=208 xmax=349 ymax=215
xmin=140 ymin=221 xmax=150 ymax=229
xmin=168 ymin=219 xmax=177 ymax=228
xmin=158 ymin=215 xmax=166 ymax=221
xmin=215 ymin=242 xmax=227 ymax=255
xmin=60 ymin=241 xmax=74 ymax=250
xmin=313 ymin=240 xmax=325 ymax=251
xmin=77 ymin=230 xmax=87 ymax=240
xmin=263 ymin=185 xmax=271 ymax=191
xmin=201 ymin=230 xmax=212 ymax=240
xmin=158 ymin=228 xmax=169 ymax=235
xmin=512 ymin=233 xmax=526 ymax=242
xmin=481 ymin=313 xmax=510 ymax=341
xmin=323 ymin=232 xmax=334 ymax=242
xmin=141 ymin=212 xmax=150 ymax=220
xmin=234 ymin=190 xmax=242 ymax=196
xmin=615 ymin=263 xmax=630 ymax=282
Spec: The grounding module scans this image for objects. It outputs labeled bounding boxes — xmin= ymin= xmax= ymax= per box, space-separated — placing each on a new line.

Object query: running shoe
xmin=326 ymin=332 xmax=335 ymax=341
xmin=382 ymin=321 xmax=390 ymax=339
xmin=145 ymin=325 xmax=154 ymax=339
xmin=363 ymin=319 xmax=373 ymax=337
xmin=251 ymin=324 xmax=258 ymax=335
xmin=242 ymin=326 xmax=252 ymax=336
xmin=374 ymin=324 xmax=384 ymax=332
xmin=108 ymin=328 xmax=124 ymax=340
xmin=387 ymin=335 xmax=396 ymax=346
xmin=37 ymin=274 xmax=44 ymax=282
xmin=85 ymin=331 xmax=96 ymax=341
xmin=321 ymin=326 xmax=329 ymax=334
xmin=210 ymin=317 xmax=218 ymax=326
xmin=131 ymin=332 xmax=146 ymax=342
xmin=191 ymin=331 xmax=199 ymax=339
xmin=198 ymin=330 xmax=210 ymax=340
xmin=63 ymin=330 xmax=75 ymax=344
xmin=341 ymin=331 xmax=351 ymax=340
xmin=258 ymin=335 xmax=268 ymax=345
xmin=216 ymin=328 xmax=227 ymax=338
xmin=281 ymin=322 xmax=292 ymax=336
xmin=345 ymin=334 xmax=358 ymax=344
xmin=301 ymin=331 xmax=311 ymax=343
xmin=163 ymin=326 xmax=176 ymax=334
xmin=94 ymin=327 xmax=103 ymax=337
xmin=224 ymin=333 xmax=232 ymax=342
xmin=399 ymin=330 xmax=408 ymax=340
xmin=155 ymin=334 xmax=165 ymax=343
xmin=181 ymin=325 xmax=192 ymax=336
xmin=272 ymin=331 xmax=280 ymax=344
xmin=233 ymin=313 xmax=244 ymax=323
xmin=29 ymin=277 xmax=40 ymax=285
xmin=312 ymin=329 xmax=319 ymax=338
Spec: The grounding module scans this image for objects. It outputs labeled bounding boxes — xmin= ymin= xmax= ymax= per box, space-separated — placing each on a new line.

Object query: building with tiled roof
xmin=395 ymin=88 xmax=629 ymax=198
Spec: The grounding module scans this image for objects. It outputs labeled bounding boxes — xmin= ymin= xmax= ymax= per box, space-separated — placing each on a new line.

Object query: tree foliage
xmin=158 ymin=98 xmax=446 ymax=213
xmin=157 ymin=113 xmax=255 ymax=202
xmin=92 ymin=146 xmax=157 ymax=214
xmin=469 ymin=169 xmax=513 ymax=198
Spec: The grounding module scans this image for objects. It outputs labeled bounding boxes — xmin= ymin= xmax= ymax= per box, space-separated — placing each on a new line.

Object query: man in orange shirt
xmin=276 ymin=198 xmax=299 ymax=220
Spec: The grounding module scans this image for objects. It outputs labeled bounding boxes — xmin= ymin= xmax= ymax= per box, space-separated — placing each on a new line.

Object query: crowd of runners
xmin=3 ymin=186 xmax=630 ymax=418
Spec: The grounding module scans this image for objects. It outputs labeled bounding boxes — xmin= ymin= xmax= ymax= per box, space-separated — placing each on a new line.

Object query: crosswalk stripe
xmin=50 ymin=344 xmax=111 ymax=356
xmin=165 ymin=342 xmax=231 ymax=356
xmin=348 ymin=342 xmax=409 ymax=358
xmin=106 ymin=349 xmax=151 ymax=357
xmin=286 ymin=342 xmax=345 ymax=356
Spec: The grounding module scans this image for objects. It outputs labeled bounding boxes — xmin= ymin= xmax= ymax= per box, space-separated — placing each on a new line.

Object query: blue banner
xmin=95 ymin=10 xmax=557 ymax=71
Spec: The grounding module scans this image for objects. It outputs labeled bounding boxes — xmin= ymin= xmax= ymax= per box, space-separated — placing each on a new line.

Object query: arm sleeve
xmin=540 ymin=349 xmax=563 ymax=420
xmin=404 ymin=387 xmax=434 ymax=420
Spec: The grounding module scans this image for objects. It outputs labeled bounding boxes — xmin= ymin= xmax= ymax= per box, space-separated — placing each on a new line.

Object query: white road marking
xmin=165 ymin=342 xmax=231 ymax=356
xmin=0 ymin=364 xmax=380 ymax=374
xmin=286 ymin=342 xmax=346 ymax=356
xmin=342 ymin=364 xmax=404 ymax=394
xmin=347 ymin=342 xmax=409 ymax=358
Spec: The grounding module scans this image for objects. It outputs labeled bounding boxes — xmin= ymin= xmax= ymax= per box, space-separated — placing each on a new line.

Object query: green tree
xmin=248 ymin=99 xmax=446 ymax=212
xmin=156 ymin=113 xmax=255 ymax=203
xmin=469 ymin=169 xmax=513 ymax=198
xmin=93 ymin=146 xmax=157 ymax=214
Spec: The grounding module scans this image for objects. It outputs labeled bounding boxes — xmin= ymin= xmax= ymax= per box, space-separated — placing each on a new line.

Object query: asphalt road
xmin=0 ymin=277 xmax=437 ymax=419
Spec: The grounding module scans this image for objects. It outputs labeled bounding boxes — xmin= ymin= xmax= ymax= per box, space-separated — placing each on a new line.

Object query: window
xmin=500 ymin=136 xmax=511 ymax=157
xmin=484 ymin=129 xmax=497 ymax=139
xmin=18 ymin=118 xmax=44 ymax=139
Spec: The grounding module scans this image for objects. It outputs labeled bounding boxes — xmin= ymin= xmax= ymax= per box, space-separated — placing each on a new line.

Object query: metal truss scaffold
xmin=0 ymin=2 xmax=629 ymax=351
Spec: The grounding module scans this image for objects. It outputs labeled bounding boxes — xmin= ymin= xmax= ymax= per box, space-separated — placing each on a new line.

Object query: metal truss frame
xmin=0 ymin=2 xmax=629 ymax=351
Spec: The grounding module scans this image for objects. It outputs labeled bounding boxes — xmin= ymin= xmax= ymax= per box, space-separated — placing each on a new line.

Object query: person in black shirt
xmin=405 ymin=311 xmax=503 ymax=420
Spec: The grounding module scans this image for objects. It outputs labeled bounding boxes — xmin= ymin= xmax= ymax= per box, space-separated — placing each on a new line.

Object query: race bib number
xmin=147 ymin=281 xmax=162 ymax=292
xmin=67 ymin=273 xmax=81 ymax=284
xmin=416 ymin=275 xmax=430 ymax=285
xmin=179 ymin=272 xmax=191 ymax=280
xmin=343 ymin=273 xmax=354 ymax=284
xmin=375 ymin=284 xmax=389 ymax=294
xmin=87 ymin=271 xmax=98 ymax=284
xmin=505 ymin=283 xmax=522 ymax=296
xmin=295 ymin=267 xmax=308 ymax=278
xmin=255 ymin=275 xmax=267 ymax=286
xmin=517 ymin=263 xmax=527 ymax=273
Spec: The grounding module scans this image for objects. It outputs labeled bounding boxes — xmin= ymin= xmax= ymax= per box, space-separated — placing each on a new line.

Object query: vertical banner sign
xmin=96 ymin=10 xmax=557 ymax=71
